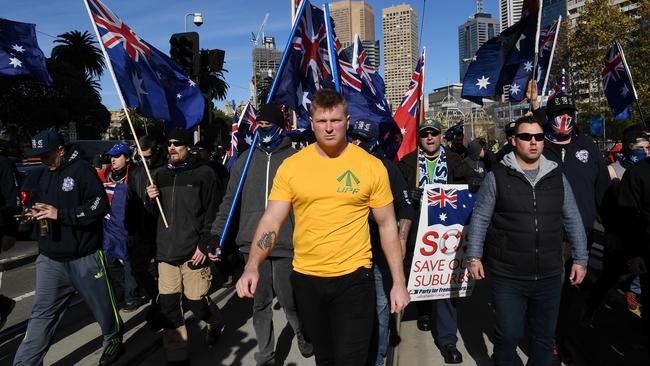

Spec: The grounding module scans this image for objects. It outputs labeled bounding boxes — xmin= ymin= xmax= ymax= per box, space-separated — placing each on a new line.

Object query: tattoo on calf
xmin=256 ymin=231 xmax=276 ymax=250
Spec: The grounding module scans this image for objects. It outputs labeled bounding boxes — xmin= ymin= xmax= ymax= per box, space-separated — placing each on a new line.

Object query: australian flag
xmin=0 ymin=18 xmax=53 ymax=85
xmin=85 ymin=0 xmax=204 ymax=131
xmin=602 ymin=41 xmax=637 ymax=116
xmin=273 ymin=0 xmax=334 ymax=129
xmin=444 ymin=120 xmax=465 ymax=142
xmin=508 ymin=18 xmax=559 ymax=102
xmin=225 ymin=102 xmax=257 ymax=171
xmin=394 ymin=51 xmax=425 ymax=161
xmin=461 ymin=0 xmax=539 ymax=105
xmin=339 ymin=35 xmax=401 ymax=159
xmin=427 ymin=185 xmax=477 ymax=226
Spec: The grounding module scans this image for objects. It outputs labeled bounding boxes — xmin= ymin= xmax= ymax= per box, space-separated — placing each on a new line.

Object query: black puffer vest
xmin=485 ymin=164 xmax=565 ymax=280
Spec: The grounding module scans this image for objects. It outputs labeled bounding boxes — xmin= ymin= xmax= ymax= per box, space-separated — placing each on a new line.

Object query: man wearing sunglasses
xmin=146 ymin=128 xmax=224 ymax=365
xmin=397 ymin=118 xmax=475 ymax=364
xmin=526 ymin=81 xmax=609 ymax=362
xmin=465 ymin=115 xmax=588 ymax=366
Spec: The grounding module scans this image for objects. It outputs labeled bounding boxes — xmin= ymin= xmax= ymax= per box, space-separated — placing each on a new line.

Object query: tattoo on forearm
xmin=256 ymin=231 xmax=276 ymax=250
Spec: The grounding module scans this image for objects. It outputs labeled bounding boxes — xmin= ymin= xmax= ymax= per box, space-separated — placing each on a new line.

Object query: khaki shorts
xmin=158 ymin=261 xmax=212 ymax=300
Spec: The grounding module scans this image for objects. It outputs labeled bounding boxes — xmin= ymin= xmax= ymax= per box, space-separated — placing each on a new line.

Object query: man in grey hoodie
xmin=465 ymin=115 xmax=588 ymax=366
xmin=210 ymin=103 xmax=312 ymax=366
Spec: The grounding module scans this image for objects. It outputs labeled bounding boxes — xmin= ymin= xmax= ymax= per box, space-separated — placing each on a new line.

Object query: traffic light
xmin=200 ymin=49 xmax=225 ymax=72
xmin=169 ymin=32 xmax=200 ymax=77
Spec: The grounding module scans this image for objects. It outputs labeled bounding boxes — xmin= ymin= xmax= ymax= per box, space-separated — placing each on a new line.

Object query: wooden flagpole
xmin=83 ymin=0 xmax=168 ymax=228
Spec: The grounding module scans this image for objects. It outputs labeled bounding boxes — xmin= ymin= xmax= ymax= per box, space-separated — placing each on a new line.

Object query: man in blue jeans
xmin=465 ymin=116 xmax=588 ymax=366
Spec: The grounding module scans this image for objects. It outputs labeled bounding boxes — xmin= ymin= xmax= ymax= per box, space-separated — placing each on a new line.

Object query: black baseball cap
xmin=24 ymin=130 xmax=64 ymax=157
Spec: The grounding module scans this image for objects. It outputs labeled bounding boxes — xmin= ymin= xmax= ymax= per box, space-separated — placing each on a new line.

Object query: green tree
xmin=51 ymin=30 xmax=105 ymax=79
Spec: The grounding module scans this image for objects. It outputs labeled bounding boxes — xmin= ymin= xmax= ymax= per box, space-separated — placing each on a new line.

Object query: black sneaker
xmin=206 ymin=322 xmax=225 ymax=347
xmin=0 ymin=295 xmax=16 ymax=330
xmin=296 ymin=332 xmax=313 ymax=358
xmin=441 ymin=343 xmax=462 ymax=364
xmin=98 ymin=342 xmax=124 ymax=366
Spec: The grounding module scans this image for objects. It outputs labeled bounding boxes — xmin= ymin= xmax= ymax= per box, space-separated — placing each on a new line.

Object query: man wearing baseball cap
xmin=348 ymin=119 xmax=414 ymax=366
xmin=15 ymin=130 xmax=123 ymax=365
xmin=397 ymin=118 xmax=474 ymax=364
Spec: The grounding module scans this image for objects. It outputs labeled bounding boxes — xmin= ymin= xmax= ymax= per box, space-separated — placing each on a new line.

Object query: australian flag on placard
xmin=0 ymin=18 xmax=53 ymax=85
xmin=273 ymin=0 xmax=335 ymax=129
xmin=339 ymin=35 xmax=401 ymax=159
xmin=508 ymin=18 xmax=559 ymax=102
xmin=602 ymin=41 xmax=637 ymax=116
xmin=427 ymin=185 xmax=477 ymax=227
xmin=461 ymin=0 xmax=539 ymax=105
xmin=85 ymin=0 xmax=204 ymax=131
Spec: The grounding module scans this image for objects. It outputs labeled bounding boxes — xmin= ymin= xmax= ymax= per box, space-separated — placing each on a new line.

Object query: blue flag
xmin=509 ymin=18 xmax=559 ymax=102
xmin=86 ymin=0 xmax=204 ymax=131
xmin=273 ymin=1 xmax=335 ymax=129
xmin=602 ymin=42 xmax=636 ymax=116
xmin=615 ymin=105 xmax=631 ymax=121
xmin=0 ymin=18 xmax=53 ymax=85
xmin=444 ymin=121 xmax=465 ymax=142
xmin=427 ymin=186 xmax=477 ymax=227
xmin=461 ymin=0 xmax=539 ymax=105
xmin=339 ymin=35 xmax=401 ymax=159
xmin=589 ymin=116 xmax=604 ymax=137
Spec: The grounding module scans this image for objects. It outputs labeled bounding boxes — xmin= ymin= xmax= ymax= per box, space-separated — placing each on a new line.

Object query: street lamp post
xmin=184 ymin=12 xmax=203 ymax=32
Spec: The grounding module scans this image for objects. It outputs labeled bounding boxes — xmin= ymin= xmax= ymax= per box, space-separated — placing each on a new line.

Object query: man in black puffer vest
xmin=465 ymin=116 xmax=588 ymax=366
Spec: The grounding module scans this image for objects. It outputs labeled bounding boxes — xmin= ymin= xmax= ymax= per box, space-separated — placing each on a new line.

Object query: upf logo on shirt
xmin=337 ymin=170 xmax=360 ymax=194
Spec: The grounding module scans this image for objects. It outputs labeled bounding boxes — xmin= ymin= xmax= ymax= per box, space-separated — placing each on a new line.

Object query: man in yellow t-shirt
xmin=236 ymin=89 xmax=410 ymax=365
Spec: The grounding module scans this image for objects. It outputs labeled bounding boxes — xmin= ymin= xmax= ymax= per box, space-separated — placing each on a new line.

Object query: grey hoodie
xmin=465 ymin=151 xmax=589 ymax=266
xmin=211 ymin=136 xmax=296 ymax=257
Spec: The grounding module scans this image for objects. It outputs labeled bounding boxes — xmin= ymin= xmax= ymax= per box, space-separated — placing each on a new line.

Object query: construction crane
xmin=251 ymin=12 xmax=270 ymax=48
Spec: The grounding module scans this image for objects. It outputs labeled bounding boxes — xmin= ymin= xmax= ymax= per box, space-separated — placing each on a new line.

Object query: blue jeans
xmin=490 ymin=274 xmax=562 ymax=366
xmin=373 ymin=266 xmax=389 ymax=366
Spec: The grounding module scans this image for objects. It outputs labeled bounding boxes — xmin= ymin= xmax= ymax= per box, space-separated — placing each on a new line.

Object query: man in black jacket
xmin=466 ymin=116 xmax=588 ymax=366
xmin=397 ymin=119 xmax=476 ymax=364
xmin=211 ymin=103 xmax=311 ymax=366
xmin=348 ymin=119 xmax=414 ymax=366
xmin=14 ymin=130 xmax=123 ymax=366
xmin=146 ymin=128 xmax=223 ymax=365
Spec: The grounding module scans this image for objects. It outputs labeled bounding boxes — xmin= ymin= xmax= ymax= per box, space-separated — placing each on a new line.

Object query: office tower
xmin=458 ymin=1 xmax=500 ymax=82
xmin=382 ymin=4 xmax=419 ymax=111
xmin=329 ymin=1 xmax=379 ymax=66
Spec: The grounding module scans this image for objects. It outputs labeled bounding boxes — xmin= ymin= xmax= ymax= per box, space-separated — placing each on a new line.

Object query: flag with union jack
xmin=602 ymin=41 xmax=637 ymax=116
xmin=273 ymin=0 xmax=335 ymax=129
xmin=427 ymin=184 xmax=477 ymax=226
xmin=85 ymin=0 xmax=204 ymax=131
xmin=339 ymin=34 xmax=400 ymax=159
xmin=394 ymin=51 xmax=425 ymax=161
xmin=225 ymin=102 xmax=257 ymax=171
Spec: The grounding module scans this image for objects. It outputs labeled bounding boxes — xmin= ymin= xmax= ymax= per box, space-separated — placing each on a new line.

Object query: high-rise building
xmin=458 ymin=5 xmax=500 ymax=82
xmin=500 ymin=0 xmax=524 ymax=29
xmin=329 ymin=1 xmax=379 ymax=67
xmin=542 ymin=0 xmax=567 ymax=26
xmin=252 ymin=36 xmax=282 ymax=105
xmin=382 ymin=4 xmax=419 ymax=111
xmin=567 ymin=0 xmax=638 ymax=28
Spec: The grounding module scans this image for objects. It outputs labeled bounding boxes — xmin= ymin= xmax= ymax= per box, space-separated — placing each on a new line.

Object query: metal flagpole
xmin=324 ymin=4 xmax=341 ymax=93
xmin=541 ymin=16 xmax=561 ymax=98
xmin=617 ymin=40 xmax=647 ymax=126
xmin=217 ymin=0 xmax=309 ymax=250
xmin=530 ymin=0 xmax=544 ymax=100
xmin=82 ymin=0 xmax=169 ymax=228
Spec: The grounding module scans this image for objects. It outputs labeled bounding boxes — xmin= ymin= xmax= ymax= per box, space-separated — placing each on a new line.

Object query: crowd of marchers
xmin=0 ymin=85 xmax=649 ymax=366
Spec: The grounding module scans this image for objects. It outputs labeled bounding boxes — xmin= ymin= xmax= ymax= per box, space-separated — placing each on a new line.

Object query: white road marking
xmin=13 ymin=290 xmax=35 ymax=301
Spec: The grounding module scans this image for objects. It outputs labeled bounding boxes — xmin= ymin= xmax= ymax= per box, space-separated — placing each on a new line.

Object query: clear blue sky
xmin=5 ymin=0 xmax=499 ymax=111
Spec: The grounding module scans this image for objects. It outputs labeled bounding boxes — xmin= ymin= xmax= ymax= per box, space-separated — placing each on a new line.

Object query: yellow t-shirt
xmin=269 ymin=143 xmax=393 ymax=277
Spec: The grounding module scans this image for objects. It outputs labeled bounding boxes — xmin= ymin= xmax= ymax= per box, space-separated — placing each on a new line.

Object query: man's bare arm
xmin=372 ymin=203 xmax=410 ymax=313
xmin=397 ymin=218 xmax=412 ymax=259
xmin=246 ymin=200 xmax=291 ymax=270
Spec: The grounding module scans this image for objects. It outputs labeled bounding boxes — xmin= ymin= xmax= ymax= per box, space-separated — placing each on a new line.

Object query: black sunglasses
xmin=418 ymin=130 xmax=440 ymax=138
xmin=515 ymin=133 xmax=545 ymax=142
xmin=167 ymin=141 xmax=186 ymax=147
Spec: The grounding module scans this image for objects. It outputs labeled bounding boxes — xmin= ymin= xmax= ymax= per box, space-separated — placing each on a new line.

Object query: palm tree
xmin=51 ymin=30 xmax=105 ymax=78
xmin=199 ymin=68 xmax=229 ymax=101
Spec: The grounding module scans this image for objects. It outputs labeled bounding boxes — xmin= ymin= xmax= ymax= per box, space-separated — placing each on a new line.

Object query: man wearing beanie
xmin=146 ymin=127 xmax=223 ymax=365
xmin=210 ymin=103 xmax=313 ymax=365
